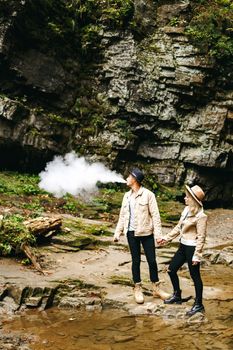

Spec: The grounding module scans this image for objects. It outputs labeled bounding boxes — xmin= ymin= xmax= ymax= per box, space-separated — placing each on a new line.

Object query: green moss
xmin=47 ymin=113 xmax=78 ymax=126
xmin=109 ymin=275 xmax=133 ymax=287
xmin=22 ymin=199 xmax=44 ymax=217
xmin=63 ymin=217 xmax=113 ymax=237
xmin=67 ymin=235 xmax=96 ymax=249
xmin=55 ymin=278 xmax=99 ymax=291
xmin=27 ymin=128 xmax=41 ymax=136
xmin=12 ymin=0 xmax=134 ymax=58
xmin=62 ymin=195 xmax=85 ymax=213
xmin=169 ymin=17 xmax=180 ymax=27
xmin=0 ymin=214 xmax=36 ymax=256
xmin=0 ymin=172 xmax=45 ymax=196
xmin=101 ymin=0 xmax=134 ymax=27
xmin=110 ymin=119 xmax=135 ymax=141
xmin=159 ymin=206 xmax=182 ymax=223
xmin=186 ymin=0 xmax=233 ymax=59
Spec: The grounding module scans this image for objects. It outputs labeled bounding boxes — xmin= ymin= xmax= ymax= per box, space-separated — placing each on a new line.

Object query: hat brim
xmin=185 ymin=185 xmax=203 ymax=206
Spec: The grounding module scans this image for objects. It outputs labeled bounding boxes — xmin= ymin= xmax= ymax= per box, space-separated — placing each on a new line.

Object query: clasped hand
xmin=156 ymin=237 xmax=167 ymax=246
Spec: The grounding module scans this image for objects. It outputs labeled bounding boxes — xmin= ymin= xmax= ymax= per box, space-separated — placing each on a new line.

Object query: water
xmin=3 ymin=266 xmax=233 ymax=350
xmin=4 ymin=300 xmax=233 ymax=350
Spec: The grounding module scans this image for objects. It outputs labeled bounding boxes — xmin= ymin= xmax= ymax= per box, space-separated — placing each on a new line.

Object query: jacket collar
xmin=127 ymin=186 xmax=144 ymax=198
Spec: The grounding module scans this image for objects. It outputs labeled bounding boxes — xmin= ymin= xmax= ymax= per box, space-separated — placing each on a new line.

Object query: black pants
xmin=168 ymin=243 xmax=203 ymax=302
xmin=127 ymin=231 xmax=159 ymax=284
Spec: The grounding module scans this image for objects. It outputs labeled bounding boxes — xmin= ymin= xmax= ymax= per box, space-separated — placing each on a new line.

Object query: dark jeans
xmin=168 ymin=243 xmax=203 ymax=302
xmin=127 ymin=231 xmax=159 ymax=284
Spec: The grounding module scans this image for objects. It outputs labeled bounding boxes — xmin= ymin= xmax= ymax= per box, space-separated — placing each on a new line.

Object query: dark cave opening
xmin=0 ymin=143 xmax=56 ymax=174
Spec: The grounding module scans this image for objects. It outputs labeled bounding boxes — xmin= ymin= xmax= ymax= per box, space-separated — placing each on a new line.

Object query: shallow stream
xmin=3 ymin=301 xmax=233 ymax=350
xmin=3 ymin=265 xmax=233 ymax=350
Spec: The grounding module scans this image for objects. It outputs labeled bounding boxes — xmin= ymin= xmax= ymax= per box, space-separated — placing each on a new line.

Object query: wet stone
xmin=58 ymin=296 xmax=85 ymax=309
xmin=85 ymin=304 xmax=102 ymax=311
xmin=25 ymin=296 xmax=42 ymax=308
xmin=114 ymin=335 xmax=136 ymax=343
xmin=58 ymin=295 xmax=102 ymax=309
xmin=0 ymin=296 xmax=19 ymax=315
xmin=126 ymin=302 xmax=165 ymax=316
xmin=186 ymin=312 xmax=208 ymax=324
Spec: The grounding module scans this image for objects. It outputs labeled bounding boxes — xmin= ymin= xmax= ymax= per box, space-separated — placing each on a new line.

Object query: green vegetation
xmin=0 ymin=171 xmax=183 ymax=223
xmin=186 ymin=0 xmax=233 ymax=59
xmin=0 ymin=172 xmax=45 ymax=196
xmin=73 ymin=93 xmax=110 ymax=140
xmin=143 ymin=179 xmax=183 ymax=223
xmin=64 ymin=217 xmax=113 ymax=237
xmin=0 ymin=214 xmax=35 ymax=256
xmin=111 ymin=119 xmax=135 ymax=141
xmin=47 ymin=113 xmax=78 ymax=126
xmin=66 ymin=235 xmax=96 ymax=249
xmin=0 ymin=171 xmax=184 ymax=260
xmin=109 ymin=275 xmax=133 ymax=286
xmin=13 ymin=0 xmax=134 ymax=57
xmin=22 ymin=199 xmax=44 ymax=217
xmin=169 ymin=17 xmax=180 ymax=27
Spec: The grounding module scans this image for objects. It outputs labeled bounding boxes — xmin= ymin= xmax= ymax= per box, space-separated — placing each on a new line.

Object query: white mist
xmin=38 ymin=152 xmax=125 ymax=197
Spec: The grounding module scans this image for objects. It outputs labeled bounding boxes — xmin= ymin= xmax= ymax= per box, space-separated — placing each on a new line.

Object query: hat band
xmin=189 ymin=187 xmax=201 ymax=202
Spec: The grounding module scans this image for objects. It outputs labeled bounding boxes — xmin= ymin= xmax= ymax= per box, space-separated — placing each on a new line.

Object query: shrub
xmin=186 ymin=0 xmax=233 ymax=59
xmin=0 ymin=215 xmax=35 ymax=255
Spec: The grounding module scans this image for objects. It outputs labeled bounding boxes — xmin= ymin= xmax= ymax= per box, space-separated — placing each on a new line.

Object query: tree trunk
xmin=23 ymin=216 xmax=62 ymax=236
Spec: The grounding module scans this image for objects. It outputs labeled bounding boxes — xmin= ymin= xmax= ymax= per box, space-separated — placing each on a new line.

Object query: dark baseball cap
xmin=130 ymin=168 xmax=144 ymax=184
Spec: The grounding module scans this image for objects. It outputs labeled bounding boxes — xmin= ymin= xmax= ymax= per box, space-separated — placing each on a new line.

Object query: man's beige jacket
xmin=114 ymin=186 xmax=162 ymax=240
xmin=163 ymin=206 xmax=207 ymax=261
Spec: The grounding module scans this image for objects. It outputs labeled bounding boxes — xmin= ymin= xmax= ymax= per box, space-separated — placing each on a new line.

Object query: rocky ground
xmin=0 ymin=208 xmax=232 ymax=349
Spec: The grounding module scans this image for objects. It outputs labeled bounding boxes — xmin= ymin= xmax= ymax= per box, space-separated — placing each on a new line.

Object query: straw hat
xmin=185 ymin=185 xmax=205 ymax=206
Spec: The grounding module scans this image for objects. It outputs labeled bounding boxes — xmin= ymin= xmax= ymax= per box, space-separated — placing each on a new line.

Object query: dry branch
xmin=21 ymin=242 xmax=45 ymax=274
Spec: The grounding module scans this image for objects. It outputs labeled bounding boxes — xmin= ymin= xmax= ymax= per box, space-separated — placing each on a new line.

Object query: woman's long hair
xmin=186 ymin=192 xmax=201 ymax=215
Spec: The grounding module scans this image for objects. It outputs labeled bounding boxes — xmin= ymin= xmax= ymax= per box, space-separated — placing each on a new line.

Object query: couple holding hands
xmin=113 ymin=168 xmax=207 ymax=317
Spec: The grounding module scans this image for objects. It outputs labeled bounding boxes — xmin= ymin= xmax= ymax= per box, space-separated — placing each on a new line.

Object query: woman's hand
xmin=113 ymin=237 xmax=119 ymax=242
xmin=156 ymin=237 xmax=167 ymax=246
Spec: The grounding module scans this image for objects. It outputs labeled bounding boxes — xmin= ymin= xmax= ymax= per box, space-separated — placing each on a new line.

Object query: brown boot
xmin=134 ymin=283 xmax=144 ymax=304
xmin=152 ymin=282 xmax=171 ymax=300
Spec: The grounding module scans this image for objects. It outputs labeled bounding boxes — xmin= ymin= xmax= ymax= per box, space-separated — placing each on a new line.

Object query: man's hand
xmin=192 ymin=260 xmax=199 ymax=265
xmin=156 ymin=237 xmax=167 ymax=246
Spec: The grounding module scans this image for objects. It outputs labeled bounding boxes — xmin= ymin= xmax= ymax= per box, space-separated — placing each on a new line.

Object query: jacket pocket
xmin=138 ymin=201 xmax=149 ymax=214
xmin=139 ymin=200 xmax=149 ymax=207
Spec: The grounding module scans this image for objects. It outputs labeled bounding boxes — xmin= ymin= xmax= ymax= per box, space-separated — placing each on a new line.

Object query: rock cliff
xmin=0 ymin=0 xmax=232 ymax=205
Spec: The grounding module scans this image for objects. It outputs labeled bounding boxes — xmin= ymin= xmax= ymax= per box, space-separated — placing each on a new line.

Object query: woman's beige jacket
xmin=114 ymin=187 xmax=162 ymax=240
xmin=163 ymin=206 xmax=207 ymax=261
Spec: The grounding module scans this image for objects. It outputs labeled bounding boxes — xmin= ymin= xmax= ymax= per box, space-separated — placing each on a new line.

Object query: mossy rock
xmin=63 ymin=218 xmax=113 ymax=237
xmin=109 ymin=275 xmax=133 ymax=287
xmin=66 ymin=235 xmax=96 ymax=249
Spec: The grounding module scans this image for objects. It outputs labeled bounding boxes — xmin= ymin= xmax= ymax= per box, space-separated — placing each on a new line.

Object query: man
xmin=114 ymin=168 xmax=170 ymax=304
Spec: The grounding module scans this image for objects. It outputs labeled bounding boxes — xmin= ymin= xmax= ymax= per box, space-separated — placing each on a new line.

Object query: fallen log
xmin=22 ymin=216 xmax=62 ymax=274
xmin=1 ymin=215 xmax=63 ymax=274
xmin=23 ymin=216 xmax=62 ymax=236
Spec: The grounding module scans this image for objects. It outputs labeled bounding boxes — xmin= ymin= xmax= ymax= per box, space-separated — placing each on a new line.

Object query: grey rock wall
xmin=0 ymin=0 xmax=232 ymax=204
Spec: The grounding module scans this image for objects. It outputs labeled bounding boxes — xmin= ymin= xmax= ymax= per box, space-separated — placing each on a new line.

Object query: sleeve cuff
xmin=192 ymin=255 xmax=201 ymax=262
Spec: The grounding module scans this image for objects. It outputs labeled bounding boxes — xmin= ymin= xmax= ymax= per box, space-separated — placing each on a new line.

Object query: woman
xmin=157 ymin=185 xmax=207 ymax=316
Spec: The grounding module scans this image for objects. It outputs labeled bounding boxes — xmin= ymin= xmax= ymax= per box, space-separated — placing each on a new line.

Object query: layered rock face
xmin=0 ymin=0 xmax=232 ymax=205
